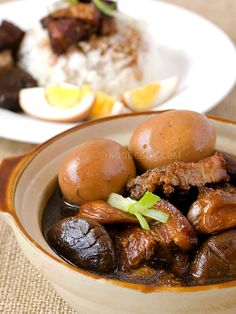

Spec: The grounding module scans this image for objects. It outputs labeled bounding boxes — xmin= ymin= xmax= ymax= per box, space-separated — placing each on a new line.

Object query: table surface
xmin=0 ymin=0 xmax=236 ymax=313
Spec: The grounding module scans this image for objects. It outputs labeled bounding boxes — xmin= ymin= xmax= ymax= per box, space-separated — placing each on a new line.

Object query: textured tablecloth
xmin=0 ymin=0 xmax=236 ymax=313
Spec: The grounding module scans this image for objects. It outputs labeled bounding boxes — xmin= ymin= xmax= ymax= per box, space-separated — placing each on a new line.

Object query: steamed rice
xmin=18 ymin=22 xmax=159 ymax=96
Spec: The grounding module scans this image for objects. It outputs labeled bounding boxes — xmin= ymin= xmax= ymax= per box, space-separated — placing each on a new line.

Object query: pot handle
xmin=0 ymin=155 xmax=26 ymax=215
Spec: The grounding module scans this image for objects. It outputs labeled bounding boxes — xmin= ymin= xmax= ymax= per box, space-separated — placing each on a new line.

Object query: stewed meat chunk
xmin=0 ymin=66 xmax=37 ymax=111
xmin=222 ymin=152 xmax=236 ymax=183
xmin=213 ymin=183 xmax=236 ymax=194
xmin=0 ymin=20 xmax=25 ymax=55
xmin=127 ymin=152 xmax=229 ymax=199
xmin=78 ymin=200 xmax=137 ymax=224
xmin=42 ymin=2 xmax=101 ymax=26
xmin=110 ymin=226 xmax=157 ymax=271
xmin=41 ymin=2 xmax=117 ymax=55
xmin=45 ymin=18 xmax=98 ymax=55
xmin=188 ymin=189 xmax=236 ymax=234
xmin=169 ymin=252 xmax=190 ymax=279
xmin=151 ymin=200 xmax=198 ymax=251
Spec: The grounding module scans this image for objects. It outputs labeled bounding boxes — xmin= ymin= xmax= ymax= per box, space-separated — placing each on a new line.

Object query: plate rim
xmin=0 ymin=0 xmax=236 ymax=144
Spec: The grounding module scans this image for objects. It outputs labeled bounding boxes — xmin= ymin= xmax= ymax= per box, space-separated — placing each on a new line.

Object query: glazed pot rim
xmin=6 ymin=111 xmax=236 ymax=293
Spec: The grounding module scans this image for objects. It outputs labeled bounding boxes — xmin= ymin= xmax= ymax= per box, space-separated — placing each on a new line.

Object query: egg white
xmin=19 ymin=87 xmax=95 ymax=122
xmin=122 ymin=75 xmax=179 ymax=111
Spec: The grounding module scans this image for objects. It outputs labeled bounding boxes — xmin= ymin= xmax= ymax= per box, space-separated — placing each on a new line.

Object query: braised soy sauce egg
xmin=129 ymin=110 xmax=216 ymax=170
xmin=59 ymin=138 xmax=136 ymax=205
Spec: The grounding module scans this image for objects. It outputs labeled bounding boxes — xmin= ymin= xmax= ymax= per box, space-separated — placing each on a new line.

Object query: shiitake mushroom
xmin=191 ymin=229 xmax=236 ymax=285
xmin=48 ymin=216 xmax=117 ymax=273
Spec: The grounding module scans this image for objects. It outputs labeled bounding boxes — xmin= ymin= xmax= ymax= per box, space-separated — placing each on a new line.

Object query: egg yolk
xmin=45 ymin=85 xmax=92 ymax=109
xmin=89 ymin=91 xmax=115 ymax=119
xmin=130 ymin=83 xmax=160 ymax=110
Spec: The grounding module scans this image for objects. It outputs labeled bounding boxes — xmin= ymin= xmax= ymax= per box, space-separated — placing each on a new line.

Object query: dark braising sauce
xmin=42 ymin=186 xmax=79 ymax=241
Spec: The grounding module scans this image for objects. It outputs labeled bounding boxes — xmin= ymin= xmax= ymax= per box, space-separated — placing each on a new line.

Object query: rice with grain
xmin=19 ymin=22 xmax=159 ymax=96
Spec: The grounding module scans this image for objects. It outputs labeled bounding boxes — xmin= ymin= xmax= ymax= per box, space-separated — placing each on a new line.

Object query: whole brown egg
xmin=129 ymin=110 xmax=216 ymax=170
xmin=59 ymin=138 xmax=136 ymax=205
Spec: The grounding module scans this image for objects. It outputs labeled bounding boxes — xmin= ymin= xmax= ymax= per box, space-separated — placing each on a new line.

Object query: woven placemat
xmin=0 ymin=140 xmax=76 ymax=313
xmin=0 ymin=222 xmax=76 ymax=313
xmin=0 ymin=0 xmax=236 ymax=313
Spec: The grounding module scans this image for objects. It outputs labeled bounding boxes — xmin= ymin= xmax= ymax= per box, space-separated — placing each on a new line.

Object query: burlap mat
xmin=0 ymin=0 xmax=236 ymax=313
xmin=0 ymin=140 xmax=76 ymax=312
xmin=0 ymin=223 xmax=76 ymax=313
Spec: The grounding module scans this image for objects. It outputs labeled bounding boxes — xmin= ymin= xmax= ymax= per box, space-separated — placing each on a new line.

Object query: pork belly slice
xmin=110 ymin=225 xmax=157 ymax=271
xmin=127 ymin=152 xmax=229 ymax=199
xmin=151 ymin=200 xmax=198 ymax=252
xmin=41 ymin=2 xmax=101 ymax=27
xmin=109 ymin=199 xmax=197 ymax=271
xmin=46 ymin=18 xmax=98 ymax=55
xmin=40 ymin=3 xmax=101 ymax=55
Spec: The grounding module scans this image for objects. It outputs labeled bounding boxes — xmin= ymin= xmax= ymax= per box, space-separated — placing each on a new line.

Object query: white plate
xmin=0 ymin=0 xmax=236 ymax=143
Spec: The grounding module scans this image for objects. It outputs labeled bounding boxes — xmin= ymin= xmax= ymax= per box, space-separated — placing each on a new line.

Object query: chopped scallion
xmin=143 ymin=209 xmax=169 ymax=224
xmin=134 ymin=213 xmax=150 ymax=231
xmin=129 ymin=192 xmax=160 ymax=214
xmin=67 ymin=0 xmax=79 ymax=4
xmin=107 ymin=191 xmax=169 ymax=231
xmin=107 ymin=193 xmax=136 ymax=212
xmin=93 ymin=0 xmax=116 ymax=17
xmin=67 ymin=0 xmax=116 ymax=17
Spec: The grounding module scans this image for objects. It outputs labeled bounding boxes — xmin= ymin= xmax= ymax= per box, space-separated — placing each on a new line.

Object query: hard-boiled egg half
xmin=88 ymin=91 xmax=125 ymax=120
xmin=121 ymin=76 xmax=179 ymax=112
xmin=19 ymin=84 xmax=96 ymax=122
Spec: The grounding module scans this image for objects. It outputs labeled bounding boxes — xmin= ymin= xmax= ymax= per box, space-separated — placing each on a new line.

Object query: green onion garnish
xmin=143 ymin=209 xmax=169 ymax=224
xmin=107 ymin=192 xmax=169 ymax=230
xmin=66 ymin=0 xmax=116 ymax=17
xmin=129 ymin=192 xmax=160 ymax=214
xmin=67 ymin=0 xmax=78 ymax=4
xmin=107 ymin=193 xmax=136 ymax=212
xmin=93 ymin=0 xmax=117 ymax=17
xmin=134 ymin=213 xmax=150 ymax=231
